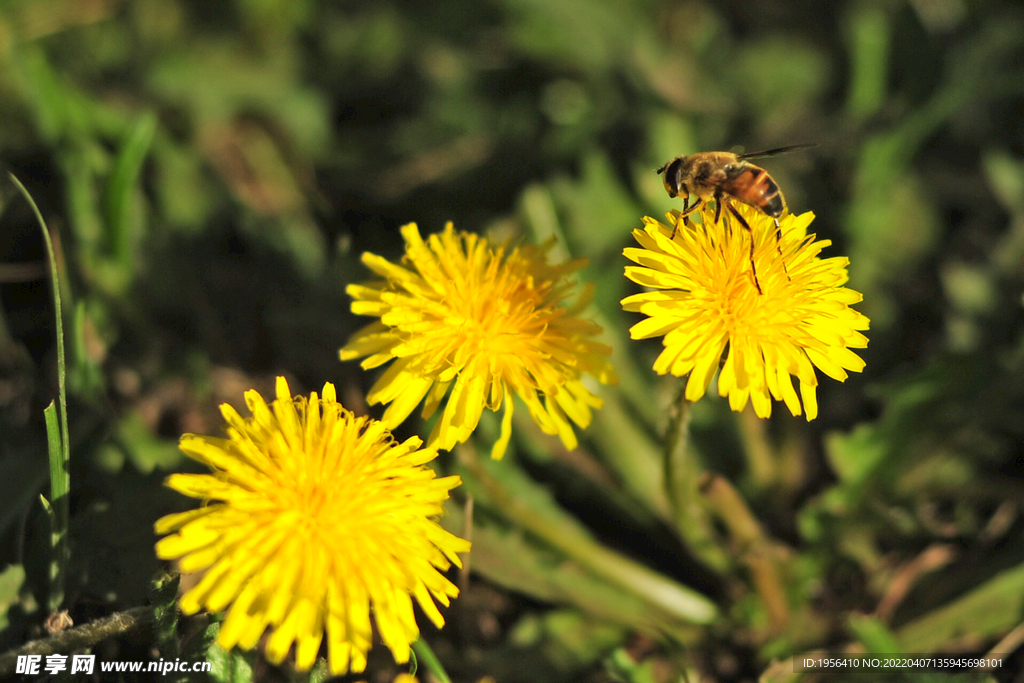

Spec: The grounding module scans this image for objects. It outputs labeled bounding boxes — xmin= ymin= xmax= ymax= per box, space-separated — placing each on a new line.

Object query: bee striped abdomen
xmin=726 ymin=168 xmax=784 ymax=217
xmin=753 ymin=171 xmax=784 ymax=217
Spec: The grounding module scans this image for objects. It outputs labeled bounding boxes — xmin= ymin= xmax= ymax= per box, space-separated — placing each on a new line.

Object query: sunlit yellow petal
xmin=491 ymin=398 xmax=515 ymax=460
xmin=153 ymin=379 xmax=469 ymax=675
xmin=622 ymin=204 xmax=869 ymax=420
xmin=341 ymin=222 xmax=616 ymax=457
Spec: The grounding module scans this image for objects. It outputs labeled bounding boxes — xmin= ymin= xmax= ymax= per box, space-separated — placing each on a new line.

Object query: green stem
xmin=663 ymin=382 xmax=693 ymax=522
xmin=737 ymin=406 xmax=775 ymax=490
xmin=412 ymin=638 xmax=451 ymax=683
xmin=660 ymin=385 xmax=730 ymax=572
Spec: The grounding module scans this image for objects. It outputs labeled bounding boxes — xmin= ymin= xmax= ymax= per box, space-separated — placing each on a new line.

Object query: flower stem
xmin=663 ymin=382 xmax=693 ymax=523
xmin=661 ymin=384 xmax=730 ymax=572
xmin=737 ymin=405 xmax=775 ymax=490
xmin=412 ymin=638 xmax=451 ymax=683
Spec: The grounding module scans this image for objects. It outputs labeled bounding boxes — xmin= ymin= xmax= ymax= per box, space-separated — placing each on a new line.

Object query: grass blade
xmin=105 ymin=111 xmax=157 ymax=268
xmin=9 ymin=174 xmax=70 ymax=612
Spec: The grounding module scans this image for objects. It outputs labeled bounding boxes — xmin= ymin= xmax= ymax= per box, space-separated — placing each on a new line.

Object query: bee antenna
xmin=656 ymin=163 xmax=669 ymax=174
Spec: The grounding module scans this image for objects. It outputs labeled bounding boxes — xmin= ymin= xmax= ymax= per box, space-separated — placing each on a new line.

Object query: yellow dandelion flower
xmin=621 ymin=203 xmax=869 ymax=420
xmin=154 ymin=377 xmax=470 ymax=675
xmin=340 ymin=222 xmax=616 ymax=460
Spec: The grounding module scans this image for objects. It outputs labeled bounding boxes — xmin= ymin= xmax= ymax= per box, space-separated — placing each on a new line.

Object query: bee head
xmin=658 ymin=158 xmax=686 ymax=198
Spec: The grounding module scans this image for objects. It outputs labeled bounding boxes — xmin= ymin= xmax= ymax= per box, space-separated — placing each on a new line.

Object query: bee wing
xmin=737 ymin=144 xmax=816 ymax=160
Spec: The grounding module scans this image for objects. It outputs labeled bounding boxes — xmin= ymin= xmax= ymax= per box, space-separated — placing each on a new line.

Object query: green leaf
xmin=730 ymin=36 xmax=831 ymax=118
xmin=117 ymin=412 xmax=184 ymax=474
xmin=504 ymin=0 xmax=642 ymax=71
xmin=825 ymin=424 xmax=888 ymax=485
xmin=447 ymin=459 xmax=715 ymax=632
xmin=0 ymin=565 xmax=26 ymax=632
xmin=306 ymin=658 xmax=331 ymax=683
xmin=982 ymin=148 xmax=1024 ymax=211
xmin=9 ymin=174 xmax=71 ymax=613
xmin=147 ymin=39 xmax=329 ymax=156
xmin=896 ymin=561 xmax=1024 ymax=652
xmin=181 ymin=617 xmax=220 ymax=675
xmin=441 ymin=501 xmax=660 ymax=630
xmin=510 ymin=610 xmax=623 ymax=671
xmin=847 ymin=613 xmax=901 ymax=655
xmin=207 ymin=643 xmax=254 ymax=683
xmin=843 ymin=4 xmax=891 ymax=120
xmin=604 ymin=644 xmax=660 ymax=683
xmin=551 ymin=150 xmax=642 ymax=259
xmin=15 ymin=45 xmax=91 ymax=143
xmin=67 ymin=300 xmax=106 ymax=402
xmin=105 ymin=111 xmax=158 ymax=269
xmin=150 ymin=572 xmax=181 ymax=658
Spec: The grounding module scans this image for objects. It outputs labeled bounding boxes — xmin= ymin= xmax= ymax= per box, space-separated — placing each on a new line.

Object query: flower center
xmin=442 ymin=273 xmax=544 ymax=362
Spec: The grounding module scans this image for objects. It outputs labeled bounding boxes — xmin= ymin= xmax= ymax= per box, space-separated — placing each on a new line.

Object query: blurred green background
xmin=1 ymin=0 xmax=1024 ymax=681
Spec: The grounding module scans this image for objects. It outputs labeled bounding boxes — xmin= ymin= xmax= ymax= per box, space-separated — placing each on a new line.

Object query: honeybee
xmin=657 ymin=145 xmax=812 ymax=293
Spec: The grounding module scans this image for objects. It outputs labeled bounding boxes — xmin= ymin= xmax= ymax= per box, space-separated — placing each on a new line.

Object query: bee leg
xmin=713 ymin=190 xmax=724 ymax=224
xmin=671 ymin=195 xmax=701 ymax=240
xmin=679 ymin=196 xmax=702 ymax=217
xmin=773 ymin=217 xmax=791 ymax=281
xmin=679 ymin=184 xmax=693 ymax=226
xmin=727 ymin=203 xmax=763 ymax=294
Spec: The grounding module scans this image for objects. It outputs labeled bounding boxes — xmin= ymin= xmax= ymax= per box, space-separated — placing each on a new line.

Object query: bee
xmin=656 ymin=145 xmax=813 ymax=293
